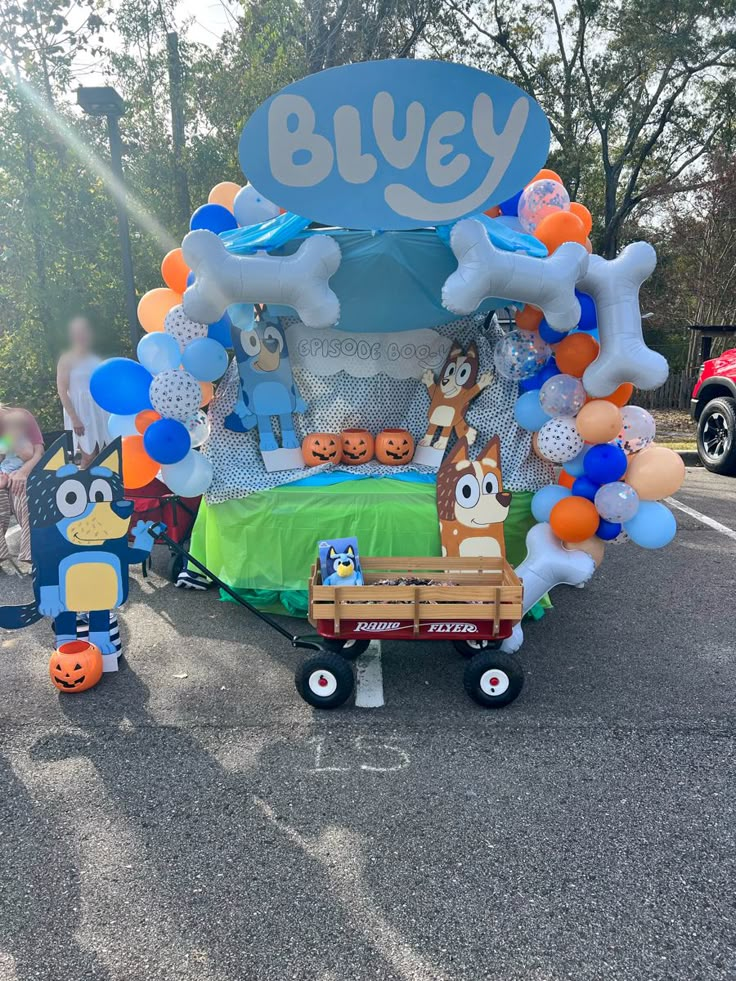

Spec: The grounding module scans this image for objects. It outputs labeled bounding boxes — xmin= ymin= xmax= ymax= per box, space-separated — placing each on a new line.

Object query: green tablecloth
xmin=190 ymin=480 xmax=536 ymax=615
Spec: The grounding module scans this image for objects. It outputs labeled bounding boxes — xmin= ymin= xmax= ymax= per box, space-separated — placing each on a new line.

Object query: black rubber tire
xmin=463 ymin=651 xmax=524 ymax=708
xmin=697 ymin=397 xmax=736 ymax=475
xmin=453 ymin=638 xmax=501 ymax=658
xmin=319 ymin=637 xmax=370 ymax=660
xmin=296 ymin=653 xmax=354 ymax=709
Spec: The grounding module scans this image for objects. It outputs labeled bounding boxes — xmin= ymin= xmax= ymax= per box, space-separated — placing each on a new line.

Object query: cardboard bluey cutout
xmin=225 ymin=307 xmax=308 ymax=472
xmin=436 ymin=436 xmax=511 ymax=561
xmin=414 ymin=340 xmax=491 ymax=468
xmin=0 ymin=436 xmax=155 ymax=669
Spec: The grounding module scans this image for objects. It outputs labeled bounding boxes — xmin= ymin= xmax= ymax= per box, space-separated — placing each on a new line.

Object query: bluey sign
xmin=239 ymin=60 xmax=551 ymax=231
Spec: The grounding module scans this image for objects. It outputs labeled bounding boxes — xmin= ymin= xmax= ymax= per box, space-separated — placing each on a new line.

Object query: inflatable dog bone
xmin=182 ymin=230 xmax=342 ymax=329
xmin=501 ymin=522 xmax=596 ymax=654
xmin=580 ymin=242 xmax=668 ymax=396
xmin=442 ymin=219 xmax=589 ymax=330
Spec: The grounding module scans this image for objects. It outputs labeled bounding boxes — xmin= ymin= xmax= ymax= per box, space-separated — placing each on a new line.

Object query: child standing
xmin=0 ymin=410 xmax=35 ymax=574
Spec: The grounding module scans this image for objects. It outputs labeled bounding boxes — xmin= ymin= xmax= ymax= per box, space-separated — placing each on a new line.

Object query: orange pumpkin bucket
xmin=49 ymin=640 xmax=103 ymax=693
xmin=375 ymin=429 xmax=415 ymax=465
xmin=340 ymin=429 xmax=374 ymax=465
xmin=302 ymin=433 xmax=342 ymax=466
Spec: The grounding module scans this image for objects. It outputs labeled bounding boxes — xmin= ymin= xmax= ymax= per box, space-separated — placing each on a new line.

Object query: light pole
xmin=77 ymin=86 xmax=139 ymax=349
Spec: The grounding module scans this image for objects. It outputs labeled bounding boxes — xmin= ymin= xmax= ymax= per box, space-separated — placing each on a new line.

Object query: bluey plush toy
xmin=224 ymin=309 xmax=307 ymax=452
xmin=322 ymin=544 xmax=364 ymax=587
xmin=0 ymin=436 xmax=155 ymax=659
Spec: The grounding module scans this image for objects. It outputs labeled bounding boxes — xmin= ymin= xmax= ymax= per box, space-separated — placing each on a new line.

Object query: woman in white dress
xmin=56 ymin=316 xmax=109 ymax=467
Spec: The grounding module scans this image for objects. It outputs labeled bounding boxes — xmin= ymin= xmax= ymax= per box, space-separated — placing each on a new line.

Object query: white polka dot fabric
xmin=202 ymin=314 xmax=554 ymax=505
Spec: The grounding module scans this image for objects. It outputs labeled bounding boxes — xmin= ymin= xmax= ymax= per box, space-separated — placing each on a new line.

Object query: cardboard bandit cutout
xmin=436 ymin=436 xmax=512 ymax=560
xmin=0 ymin=436 xmax=155 ymax=672
xmin=225 ymin=307 xmax=307 ymax=472
xmin=414 ymin=340 xmax=492 ymax=468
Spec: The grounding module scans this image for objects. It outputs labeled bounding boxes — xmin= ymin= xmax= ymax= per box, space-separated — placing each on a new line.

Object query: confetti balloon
xmin=185 ymin=410 xmax=211 ymax=448
xmin=149 ymin=369 xmax=202 ymax=422
xmin=536 ymin=416 xmax=585 ymax=463
xmin=493 ymin=330 xmax=551 ymax=381
xmin=517 ymin=179 xmax=570 ymax=234
xmin=164 ymin=305 xmax=208 ymax=351
xmin=615 ymin=405 xmax=656 ymax=454
xmin=539 ymin=374 xmax=586 ymax=417
xmin=594 ymin=481 xmax=640 ymax=523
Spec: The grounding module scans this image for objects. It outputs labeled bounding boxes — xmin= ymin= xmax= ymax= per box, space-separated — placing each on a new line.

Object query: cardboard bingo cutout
xmin=0 ymin=436 xmax=155 ymax=672
xmin=436 ymin=436 xmax=512 ymax=561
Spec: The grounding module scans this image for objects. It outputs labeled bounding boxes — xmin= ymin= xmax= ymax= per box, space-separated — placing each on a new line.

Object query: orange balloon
xmin=564 ymin=535 xmax=605 ymax=567
xmin=484 ymin=205 xmax=501 ymax=218
xmin=161 ymin=249 xmax=191 ymax=294
xmin=529 ymin=168 xmax=563 ymax=185
xmin=122 ymin=435 xmax=159 ymax=489
xmin=575 ymin=400 xmax=623 ymax=443
xmin=135 ymin=409 xmax=161 ymax=435
xmin=550 ymin=496 xmax=600 ymax=543
xmin=208 ymin=181 xmax=241 ymax=212
xmin=555 ymin=333 xmax=599 ymax=377
xmin=602 ymin=382 xmax=634 ymax=407
xmin=558 ymin=469 xmax=576 ymax=489
xmin=534 ymin=211 xmax=587 ymax=253
xmin=199 ymin=382 xmax=214 ymax=406
xmin=569 ymin=202 xmax=593 ymax=236
xmin=137 ymin=288 xmax=181 ymax=333
xmin=516 ymin=305 xmax=543 ymax=332
xmin=626 ymin=445 xmax=685 ymax=500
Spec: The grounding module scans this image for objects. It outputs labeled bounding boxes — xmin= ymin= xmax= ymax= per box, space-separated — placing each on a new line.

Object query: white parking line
xmin=354 ymin=640 xmax=384 ymax=708
xmin=666 ymin=497 xmax=736 ymax=543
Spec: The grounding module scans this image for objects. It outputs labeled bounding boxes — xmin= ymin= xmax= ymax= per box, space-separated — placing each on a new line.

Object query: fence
xmin=634 ymin=371 xmax=697 ymax=410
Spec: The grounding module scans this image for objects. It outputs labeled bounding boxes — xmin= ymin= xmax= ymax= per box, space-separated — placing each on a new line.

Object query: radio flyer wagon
xmin=149 ymin=526 xmax=524 ymax=711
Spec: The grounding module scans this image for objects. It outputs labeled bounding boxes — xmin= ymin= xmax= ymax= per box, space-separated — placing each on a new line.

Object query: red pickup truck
xmin=691 ymin=348 xmax=736 ymax=474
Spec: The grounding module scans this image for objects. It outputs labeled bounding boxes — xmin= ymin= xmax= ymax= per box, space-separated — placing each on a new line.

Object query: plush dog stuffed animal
xmin=0 ymin=436 xmax=155 ymax=655
xmin=436 ymin=436 xmax=512 ymax=560
xmin=323 ymin=545 xmax=364 ymax=586
xmin=419 ymin=341 xmax=492 ymax=451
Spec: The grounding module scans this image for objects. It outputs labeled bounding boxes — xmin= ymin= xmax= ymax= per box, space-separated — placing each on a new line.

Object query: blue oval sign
xmin=239 ymin=60 xmax=551 ymax=231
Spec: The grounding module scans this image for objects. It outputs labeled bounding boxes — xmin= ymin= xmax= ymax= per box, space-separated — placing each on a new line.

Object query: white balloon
xmin=149 ymin=369 xmax=201 ymax=422
xmin=108 ymin=413 xmax=138 ymax=439
xmin=233 ymin=184 xmax=280 ymax=227
xmin=501 ymin=523 xmax=596 ymax=653
xmin=614 ymin=405 xmax=656 ymax=453
xmin=579 ymin=243 xmax=668 ymax=395
xmin=137 ymin=331 xmax=181 ymax=374
xmin=185 ymin=409 xmax=211 ymax=448
xmin=164 ymin=304 xmax=208 ymax=352
xmin=493 ymin=329 xmax=550 ymax=380
xmin=539 ymin=373 xmax=586 ymax=417
xmin=518 ymin=179 xmax=570 ymax=233
xmin=161 ymin=450 xmax=213 ymax=496
xmin=441 ymin=218 xmax=588 ymax=330
xmin=594 ymin=481 xmax=640 ymax=523
xmin=536 ymin=417 xmax=584 ymax=463
xmin=182 ymin=229 xmax=341 ymax=330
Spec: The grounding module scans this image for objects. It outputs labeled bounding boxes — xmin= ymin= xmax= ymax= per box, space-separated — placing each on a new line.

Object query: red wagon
xmin=125 ymin=479 xmax=201 ymax=581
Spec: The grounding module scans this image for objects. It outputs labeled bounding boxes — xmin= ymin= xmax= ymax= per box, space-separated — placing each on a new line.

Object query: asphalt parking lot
xmin=0 ymin=467 xmax=734 ymax=981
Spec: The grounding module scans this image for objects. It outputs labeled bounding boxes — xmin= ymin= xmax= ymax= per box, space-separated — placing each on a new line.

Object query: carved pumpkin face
xmin=341 ymin=429 xmax=374 ymax=465
xmin=302 ymin=433 xmax=342 ymax=467
xmin=376 ymin=429 xmax=415 ymax=465
xmin=49 ymin=641 xmax=103 ymax=693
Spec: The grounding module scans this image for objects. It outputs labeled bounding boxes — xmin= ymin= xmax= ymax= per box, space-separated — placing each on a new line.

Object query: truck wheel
xmin=320 ymin=638 xmax=370 ymax=661
xmin=296 ymin=653 xmax=354 ymax=709
xmin=463 ymin=651 xmax=524 ymax=708
xmin=697 ymin=397 xmax=736 ymax=475
xmin=453 ymin=638 xmax=501 ymax=658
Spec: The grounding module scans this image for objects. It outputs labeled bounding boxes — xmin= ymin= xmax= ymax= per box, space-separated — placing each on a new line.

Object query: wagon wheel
xmin=463 ymin=651 xmax=524 ymax=708
xmin=453 ymin=638 xmax=501 ymax=658
xmin=295 ymin=653 xmax=355 ymax=709
xmin=319 ymin=638 xmax=370 ymax=661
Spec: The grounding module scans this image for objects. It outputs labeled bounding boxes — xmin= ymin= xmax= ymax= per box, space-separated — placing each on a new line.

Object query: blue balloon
xmin=518 ymin=356 xmax=559 ymax=393
xmin=208 ymin=312 xmax=233 ymax=348
xmin=143 ymin=418 xmax=191 ymax=465
xmin=624 ymin=501 xmax=677 ymax=550
xmin=572 ymin=476 xmax=600 ymax=501
xmin=498 ymin=189 xmax=523 ymax=216
xmin=182 ymin=337 xmax=229 ymax=382
xmin=90 ymin=358 xmax=153 ymax=415
xmin=575 ymin=290 xmax=598 ymax=331
xmin=531 ymin=485 xmax=571 ymax=523
xmin=108 ymin=413 xmax=139 ymax=439
xmin=596 ymin=518 xmax=622 ymax=541
xmin=519 ymin=373 xmax=543 ymax=393
xmin=137 ymin=332 xmax=181 ymax=375
xmin=190 ymin=203 xmax=238 ymax=235
xmin=565 ymin=447 xmax=589 ymax=478
xmin=514 ymin=391 xmax=551 ymax=432
xmin=538 ymin=319 xmax=568 ymax=345
xmin=584 ymin=444 xmax=627 ymax=484
xmin=186 ymin=271 xmax=196 ymax=287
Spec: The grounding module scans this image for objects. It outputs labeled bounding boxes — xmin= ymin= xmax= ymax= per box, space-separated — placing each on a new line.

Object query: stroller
xmin=125 ymin=478 xmax=201 ymax=582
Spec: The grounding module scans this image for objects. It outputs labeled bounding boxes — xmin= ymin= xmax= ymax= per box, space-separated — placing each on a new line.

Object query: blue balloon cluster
xmin=90 ymin=359 xmax=153 ymax=415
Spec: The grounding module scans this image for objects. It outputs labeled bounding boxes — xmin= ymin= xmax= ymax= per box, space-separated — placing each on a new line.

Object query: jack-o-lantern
xmin=341 ymin=429 xmax=374 ymax=465
xmin=302 ymin=433 xmax=342 ymax=467
xmin=49 ymin=640 xmax=103 ymax=693
xmin=376 ymin=429 xmax=415 ymax=465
